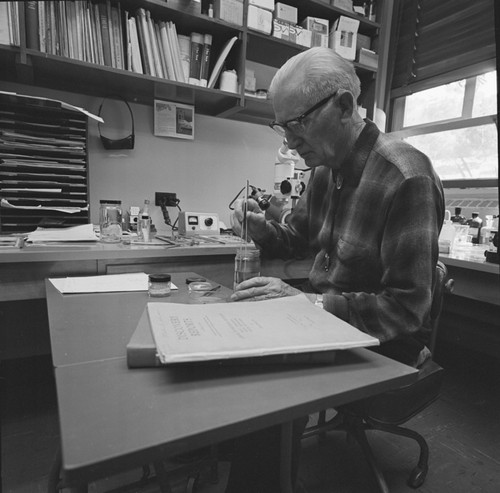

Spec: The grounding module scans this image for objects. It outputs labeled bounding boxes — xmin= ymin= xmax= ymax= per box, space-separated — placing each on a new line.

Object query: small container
xmin=234 ymin=248 xmax=261 ymax=289
xmin=99 ymin=200 xmax=122 ymax=243
xmin=148 ymin=273 xmax=172 ymax=297
xmin=138 ymin=215 xmax=151 ymax=242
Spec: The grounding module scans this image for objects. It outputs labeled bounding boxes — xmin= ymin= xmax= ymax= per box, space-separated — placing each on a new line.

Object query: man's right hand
xmin=231 ymin=198 xmax=268 ymax=242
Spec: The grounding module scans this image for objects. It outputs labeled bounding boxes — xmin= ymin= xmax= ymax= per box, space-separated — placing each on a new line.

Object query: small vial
xmin=148 ymin=273 xmax=171 ymax=297
xmin=208 ymin=3 xmax=214 ymax=17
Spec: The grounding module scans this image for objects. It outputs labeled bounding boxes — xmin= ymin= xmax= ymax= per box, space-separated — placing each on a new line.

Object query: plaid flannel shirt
xmin=258 ymin=120 xmax=444 ymax=365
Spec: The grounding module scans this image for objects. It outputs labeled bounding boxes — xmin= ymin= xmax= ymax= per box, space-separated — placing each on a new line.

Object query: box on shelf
xmin=248 ymin=0 xmax=275 ymax=11
xmin=296 ymin=28 xmax=312 ymax=48
xmin=332 ymin=0 xmax=353 ymax=12
xmin=245 ymin=68 xmax=256 ymax=92
xmin=356 ymin=33 xmax=372 ymax=52
xmin=248 ymin=5 xmax=273 ymax=34
xmin=214 ymin=0 xmax=244 ymax=26
xmin=357 ymin=47 xmax=378 ymax=69
xmin=275 ymin=3 xmax=298 ymax=25
xmin=329 ymin=15 xmax=360 ymax=60
xmin=300 ymin=17 xmax=329 ymax=47
xmin=168 ymin=0 xmax=202 ymax=14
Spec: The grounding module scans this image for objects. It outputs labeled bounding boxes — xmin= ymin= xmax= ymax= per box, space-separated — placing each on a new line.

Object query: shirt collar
xmin=338 ymin=119 xmax=379 ymax=187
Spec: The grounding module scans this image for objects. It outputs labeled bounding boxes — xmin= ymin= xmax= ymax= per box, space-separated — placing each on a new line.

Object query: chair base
xmin=303 ymin=410 xmax=430 ymax=492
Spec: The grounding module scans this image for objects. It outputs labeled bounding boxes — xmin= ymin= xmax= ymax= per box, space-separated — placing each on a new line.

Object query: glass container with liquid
xmin=99 ymin=200 xmax=122 ymax=243
xmin=234 ymin=248 xmax=261 ymax=289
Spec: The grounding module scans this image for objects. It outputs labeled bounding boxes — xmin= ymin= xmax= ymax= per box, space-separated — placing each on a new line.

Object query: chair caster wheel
xmin=408 ymin=466 xmax=427 ymax=488
xmin=187 ymin=474 xmax=200 ymax=493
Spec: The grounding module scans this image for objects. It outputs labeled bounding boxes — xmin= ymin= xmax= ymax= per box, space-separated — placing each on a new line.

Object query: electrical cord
xmin=159 ymin=198 xmax=181 ymax=231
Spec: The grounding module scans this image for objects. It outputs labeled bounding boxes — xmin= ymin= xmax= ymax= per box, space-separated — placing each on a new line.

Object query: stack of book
xmin=19 ymin=1 xmax=238 ymax=89
xmin=0 ymin=2 xmax=20 ymax=46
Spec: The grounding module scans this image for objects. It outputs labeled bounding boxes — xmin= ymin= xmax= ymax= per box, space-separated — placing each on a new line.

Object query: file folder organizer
xmin=0 ymin=92 xmax=90 ymax=233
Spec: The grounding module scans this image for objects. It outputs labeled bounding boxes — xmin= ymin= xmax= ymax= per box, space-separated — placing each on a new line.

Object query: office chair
xmin=302 ymin=261 xmax=454 ymax=493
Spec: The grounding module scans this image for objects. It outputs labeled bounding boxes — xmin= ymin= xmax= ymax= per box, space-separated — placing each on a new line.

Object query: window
xmin=390 ymin=71 xmax=498 ymax=182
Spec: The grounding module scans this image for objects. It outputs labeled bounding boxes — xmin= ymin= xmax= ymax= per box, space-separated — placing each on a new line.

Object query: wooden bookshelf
xmin=0 ymin=0 xmax=391 ymax=124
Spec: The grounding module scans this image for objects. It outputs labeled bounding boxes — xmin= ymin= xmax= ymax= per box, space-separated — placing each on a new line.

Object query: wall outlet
xmin=155 ymin=192 xmax=178 ymax=207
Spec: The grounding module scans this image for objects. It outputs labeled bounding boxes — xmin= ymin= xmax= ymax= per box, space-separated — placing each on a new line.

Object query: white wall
xmin=2 ymin=82 xmax=283 ymax=232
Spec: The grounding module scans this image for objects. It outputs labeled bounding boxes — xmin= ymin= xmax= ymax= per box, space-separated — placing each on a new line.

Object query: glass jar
xmin=99 ymin=200 xmax=122 ymax=243
xmin=148 ymin=273 xmax=172 ymax=297
xmin=234 ymin=248 xmax=261 ymax=289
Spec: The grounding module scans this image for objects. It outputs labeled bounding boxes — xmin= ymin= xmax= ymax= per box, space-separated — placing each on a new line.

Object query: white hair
xmin=269 ymin=47 xmax=361 ymax=105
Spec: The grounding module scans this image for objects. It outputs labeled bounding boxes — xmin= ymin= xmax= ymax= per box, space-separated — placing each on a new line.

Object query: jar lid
xmin=100 ymin=199 xmax=121 ymax=204
xmin=149 ymin=273 xmax=171 ymax=283
xmin=186 ymin=276 xmax=207 ymax=284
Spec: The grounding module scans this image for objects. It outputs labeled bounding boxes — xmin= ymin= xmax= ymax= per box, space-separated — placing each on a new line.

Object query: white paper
xmin=26 ymin=224 xmax=98 ymax=242
xmin=148 ymin=294 xmax=379 ymax=364
xmin=154 ymin=100 xmax=194 ymax=140
xmin=49 ymin=272 xmax=179 ymax=294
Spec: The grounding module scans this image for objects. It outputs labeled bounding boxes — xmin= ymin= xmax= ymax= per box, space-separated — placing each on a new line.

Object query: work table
xmin=0 ymin=239 xmax=498 ymax=359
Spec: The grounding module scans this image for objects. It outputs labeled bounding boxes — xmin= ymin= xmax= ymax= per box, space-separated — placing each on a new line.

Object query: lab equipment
xmin=178 ymin=212 xmax=219 ymax=236
xmin=99 ymin=200 xmax=122 ymax=243
xmin=148 ymin=273 xmax=171 ymax=297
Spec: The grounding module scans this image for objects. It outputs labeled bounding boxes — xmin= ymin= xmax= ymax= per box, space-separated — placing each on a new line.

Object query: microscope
xmin=251 ymin=142 xmax=305 ymax=223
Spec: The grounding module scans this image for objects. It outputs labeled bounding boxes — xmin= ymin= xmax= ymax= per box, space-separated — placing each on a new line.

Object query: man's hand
xmin=231 ymin=198 xmax=268 ymax=242
xmin=231 ymin=276 xmax=302 ymax=301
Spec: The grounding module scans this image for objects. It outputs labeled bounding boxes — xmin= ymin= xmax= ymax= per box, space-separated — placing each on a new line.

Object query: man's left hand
xmin=231 ymin=276 xmax=302 ymax=301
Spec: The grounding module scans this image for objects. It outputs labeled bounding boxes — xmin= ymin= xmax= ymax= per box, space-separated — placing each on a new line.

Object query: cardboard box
xmin=332 ymin=0 xmax=353 ymax=12
xmin=245 ymin=68 xmax=256 ymax=92
xmin=248 ymin=0 xmax=275 ymax=11
xmin=357 ymin=47 xmax=378 ymax=69
xmin=275 ymin=3 xmax=298 ymax=25
xmin=214 ymin=0 xmax=243 ymax=26
xmin=300 ymin=17 xmax=329 ymax=47
xmin=296 ymin=28 xmax=312 ymax=48
xmin=300 ymin=16 xmax=329 ymax=35
xmin=356 ymin=33 xmax=372 ymax=52
xmin=329 ymin=15 xmax=359 ymax=60
xmin=248 ymin=5 xmax=273 ymax=34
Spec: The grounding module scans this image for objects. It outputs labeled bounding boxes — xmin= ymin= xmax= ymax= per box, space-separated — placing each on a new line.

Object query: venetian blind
xmin=389 ymin=0 xmax=496 ymax=97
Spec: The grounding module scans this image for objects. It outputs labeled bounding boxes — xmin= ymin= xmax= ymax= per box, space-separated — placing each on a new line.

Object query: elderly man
xmin=226 ymin=47 xmax=444 ymax=492
xmin=232 ymin=47 xmax=444 ymax=367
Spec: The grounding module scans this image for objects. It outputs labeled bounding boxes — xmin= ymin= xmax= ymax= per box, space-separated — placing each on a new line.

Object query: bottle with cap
xmin=451 ymin=207 xmax=467 ymax=225
xmin=467 ymin=212 xmax=482 ymax=244
xmin=438 ymin=210 xmax=457 ymax=253
xmin=137 ymin=199 xmax=151 ymax=241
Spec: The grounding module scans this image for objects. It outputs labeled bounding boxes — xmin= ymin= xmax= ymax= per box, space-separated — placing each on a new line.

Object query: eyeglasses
xmin=269 ymin=91 xmax=338 ymax=137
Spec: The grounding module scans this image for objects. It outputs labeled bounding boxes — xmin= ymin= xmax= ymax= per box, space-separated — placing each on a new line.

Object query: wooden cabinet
xmin=0 ymin=0 xmax=392 ymax=124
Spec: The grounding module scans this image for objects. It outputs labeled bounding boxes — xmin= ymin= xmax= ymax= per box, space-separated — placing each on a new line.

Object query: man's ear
xmin=337 ymin=91 xmax=355 ymax=122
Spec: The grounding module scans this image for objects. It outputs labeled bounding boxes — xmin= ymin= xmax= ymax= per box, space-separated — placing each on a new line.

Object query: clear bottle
xmin=99 ymin=200 xmax=122 ymax=243
xmin=148 ymin=273 xmax=171 ymax=297
xmin=137 ymin=199 xmax=151 ymax=241
xmin=451 ymin=207 xmax=467 ymax=225
xmin=234 ymin=248 xmax=261 ymax=289
xmin=467 ymin=212 xmax=482 ymax=244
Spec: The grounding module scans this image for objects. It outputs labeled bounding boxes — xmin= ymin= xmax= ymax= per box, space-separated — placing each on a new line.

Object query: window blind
xmin=389 ymin=0 xmax=496 ymax=97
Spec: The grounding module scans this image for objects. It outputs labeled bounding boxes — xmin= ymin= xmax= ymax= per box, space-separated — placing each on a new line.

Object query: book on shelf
xmin=159 ymin=22 xmax=176 ymax=81
xmin=188 ymin=32 xmax=204 ymax=85
xmin=146 ymin=10 xmax=163 ymax=78
xmin=136 ymin=8 xmax=153 ymax=76
xmin=167 ymin=21 xmax=186 ymax=83
xmin=111 ymin=4 xmax=124 ymax=70
xmin=126 ymin=294 xmax=379 ymax=367
xmin=177 ymin=34 xmax=191 ymax=82
xmin=25 ymin=1 xmax=39 ymax=50
xmin=98 ymin=2 xmax=112 ymax=67
xmin=199 ymin=33 xmax=213 ymax=87
xmin=154 ymin=23 xmax=168 ymax=79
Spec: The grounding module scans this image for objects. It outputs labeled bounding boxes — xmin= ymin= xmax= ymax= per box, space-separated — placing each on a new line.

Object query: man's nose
xmin=284 ymin=131 xmax=301 ymax=150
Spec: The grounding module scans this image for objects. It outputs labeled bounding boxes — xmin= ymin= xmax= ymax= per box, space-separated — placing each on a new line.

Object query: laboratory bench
xmin=0 ymin=241 xmax=498 ymax=360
